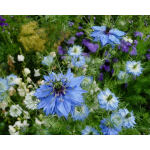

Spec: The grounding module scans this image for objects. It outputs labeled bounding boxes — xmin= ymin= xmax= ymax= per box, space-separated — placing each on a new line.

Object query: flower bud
xmin=17 ymin=54 xmax=24 ymax=61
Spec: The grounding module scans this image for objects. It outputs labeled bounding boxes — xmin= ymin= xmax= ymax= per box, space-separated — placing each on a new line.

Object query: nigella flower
xmin=42 ymin=55 xmax=53 ymax=66
xmin=98 ymin=73 xmax=103 ymax=81
xmin=97 ymin=88 xmax=119 ymax=111
xmin=118 ymin=108 xmax=136 ymax=128
xmin=118 ymin=71 xmax=129 ymax=80
xmin=71 ymin=104 xmax=89 ymax=121
xmin=68 ymin=45 xmax=83 ymax=57
xmin=103 ymin=65 xmax=110 ymax=72
xmin=71 ymin=56 xmax=85 ymax=68
xmin=90 ymin=26 xmax=126 ymax=49
xmin=7 ymin=74 xmax=17 ymax=87
xmin=110 ymin=112 xmax=123 ymax=131
xmin=100 ymin=118 xmax=120 ymax=135
xmin=81 ymin=126 xmax=100 ymax=135
xmin=126 ymin=61 xmax=143 ymax=76
xmin=34 ymin=68 xmax=87 ymax=118
xmin=0 ymin=92 xmax=8 ymax=102
xmin=81 ymin=77 xmax=93 ymax=87
xmin=0 ymin=78 xmax=9 ymax=93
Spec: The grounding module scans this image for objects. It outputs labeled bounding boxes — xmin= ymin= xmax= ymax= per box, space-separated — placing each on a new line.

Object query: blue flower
xmin=110 ymin=112 xmax=123 ymax=131
xmin=100 ymin=118 xmax=121 ymax=135
xmin=71 ymin=56 xmax=85 ymax=68
xmin=0 ymin=78 xmax=9 ymax=93
xmin=118 ymin=71 xmax=129 ymax=80
xmin=42 ymin=55 xmax=53 ymax=66
xmin=126 ymin=61 xmax=143 ymax=76
xmin=7 ymin=74 xmax=17 ymax=86
xmin=0 ymin=92 xmax=8 ymax=102
xmin=71 ymin=104 xmax=89 ymax=121
xmin=81 ymin=126 xmax=100 ymax=135
xmin=97 ymin=88 xmax=119 ymax=111
xmin=118 ymin=108 xmax=136 ymax=128
xmin=68 ymin=45 xmax=83 ymax=58
xmin=90 ymin=26 xmax=126 ymax=49
xmin=34 ymin=68 xmax=87 ymax=118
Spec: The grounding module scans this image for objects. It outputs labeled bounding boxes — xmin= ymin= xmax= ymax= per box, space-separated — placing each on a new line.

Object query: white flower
xmin=9 ymin=125 xmax=19 ymax=135
xmin=50 ymin=52 xmax=56 ymax=58
xmin=8 ymin=55 xmax=15 ymax=63
xmin=34 ymin=69 xmax=41 ymax=77
xmin=9 ymin=105 xmax=22 ymax=117
xmin=68 ymin=45 xmax=83 ymax=57
xmin=28 ymin=85 xmax=33 ymax=88
xmin=68 ymin=62 xmax=74 ymax=68
xmin=35 ymin=118 xmax=45 ymax=126
xmin=27 ymin=77 xmax=32 ymax=83
xmin=17 ymin=54 xmax=24 ymax=61
xmin=123 ymin=36 xmax=133 ymax=43
xmin=17 ymin=87 xmax=26 ymax=97
xmin=0 ymin=101 xmax=8 ymax=110
xmin=8 ymin=86 xmax=16 ymax=96
xmin=23 ymin=111 xmax=30 ymax=119
xmin=13 ymin=121 xmax=23 ymax=128
xmin=23 ymin=68 xmax=31 ymax=76
xmin=22 ymin=120 xmax=29 ymax=127
xmin=14 ymin=78 xmax=22 ymax=85
xmin=24 ymin=92 xmax=39 ymax=110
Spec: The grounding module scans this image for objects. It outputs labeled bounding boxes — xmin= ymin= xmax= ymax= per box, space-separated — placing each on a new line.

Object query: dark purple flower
xmin=148 ymin=49 xmax=150 ymax=52
xmin=113 ymin=58 xmax=118 ymax=63
xmin=146 ymin=54 xmax=150 ymax=60
xmin=58 ymin=46 xmax=66 ymax=55
xmin=105 ymin=59 xmax=110 ymax=63
xmin=86 ymin=43 xmax=99 ymax=53
xmin=111 ymin=69 xmax=114 ymax=74
xmin=68 ymin=21 xmax=74 ymax=27
xmin=78 ymin=26 xmax=82 ymax=29
xmin=118 ymin=40 xmax=132 ymax=53
xmin=0 ymin=16 xmax=8 ymax=27
xmin=134 ymin=40 xmax=138 ymax=46
xmin=100 ymin=65 xmax=103 ymax=70
xmin=82 ymin=53 xmax=90 ymax=57
xmin=98 ymin=73 xmax=103 ymax=81
xmin=76 ymin=32 xmax=84 ymax=37
xmin=103 ymin=65 xmax=110 ymax=72
xmin=125 ymin=83 xmax=128 ymax=88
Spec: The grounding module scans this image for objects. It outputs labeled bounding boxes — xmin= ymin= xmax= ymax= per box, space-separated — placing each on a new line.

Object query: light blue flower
xmin=118 ymin=71 xmax=129 ymax=80
xmin=68 ymin=45 xmax=83 ymax=57
xmin=81 ymin=76 xmax=93 ymax=87
xmin=126 ymin=61 xmax=143 ymax=76
xmin=42 ymin=55 xmax=53 ymax=66
xmin=0 ymin=92 xmax=8 ymax=102
xmin=110 ymin=112 xmax=123 ymax=131
xmin=34 ymin=68 xmax=87 ymax=118
xmin=0 ymin=78 xmax=9 ymax=93
xmin=71 ymin=56 xmax=85 ymax=68
xmin=118 ymin=108 xmax=136 ymax=128
xmin=90 ymin=26 xmax=126 ymax=49
xmin=71 ymin=104 xmax=89 ymax=121
xmin=97 ymin=88 xmax=119 ymax=111
xmin=81 ymin=126 xmax=100 ymax=135
xmin=100 ymin=118 xmax=121 ymax=135
xmin=7 ymin=74 xmax=17 ymax=86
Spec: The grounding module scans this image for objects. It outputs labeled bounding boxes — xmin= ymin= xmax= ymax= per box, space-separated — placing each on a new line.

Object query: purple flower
xmin=82 ymin=53 xmax=90 ymax=57
xmin=61 ymin=56 xmax=66 ymax=59
xmin=118 ymin=40 xmax=132 ymax=53
xmin=98 ymin=73 xmax=103 ymax=81
xmin=105 ymin=59 xmax=110 ymax=63
xmin=146 ymin=54 xmax=150 ymax=60
xmin=148 ymin=49 xmax=150 ymax=52
xmin=68 ymin=21 xmax=74 ymax=27
xmin=58 ymin=46 xmax=66 ymax=55
xmin=130 ymin=47 xmax=137 ymax=56
xmin=100 ymin=65 xmax=103 ymax=70
xmin=76 ymin=32 xmax=84 ymax=37
xmin=78 ymin=26 xmax=82 ymax=29
xmin=134 ymin=31 xmax=143 ymax=39
xmin=113 ymin=58 xmax=118 ymax=63
xmin=68 ymin=37 xmax=76 ymax=45
xmin=134 ymin=40 xmax=138 ymax=46
xmin=103 ymin=65 xmax=110 ymax=72
xmin=111 ymin=69 xmax=114 ymax=74
xmin=0 ymin=16 xmax=8 ymax=27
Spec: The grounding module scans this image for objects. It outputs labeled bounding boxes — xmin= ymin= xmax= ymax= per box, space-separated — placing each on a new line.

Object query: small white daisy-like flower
xmin=126 ymin=61 xmax=143 ymax=76
xmin=17 ymin=87 xmax=26 ymax=97
xmin=123 ymin=36 xmax=133 ymax=43
xmin=14 ymin=78 xmax=22 ymax=85
xmin=24 ymin=91 xmax=39 ymax=110
xmin=23 ymin=110 xmax=30 ymax=119
xmin=50 ymin=52 xmax=56 ymax=58
xmin=68 ymin=45 xmax=83 ymax=57
xmin=0 ymin=100 xmax=8 ymax=110
xmin=9 ymin=105 xmax=22 ymax=117
xmin=118 ymin=71 xmax=129 ymax=80
xmin=8 ymin=125 xmax=19 ymax=135
xmin=34 ymin=69 xmax=41 ymax=77
xmin=35 ymin=118 xmax=45 ymax=126
xmin=23 ymin=68 xmax=31 ymax=76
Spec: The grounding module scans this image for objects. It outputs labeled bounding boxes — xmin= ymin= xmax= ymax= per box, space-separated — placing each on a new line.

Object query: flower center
xmin=76 ymin=106 xmax=83 ymax=112
xmin=54 ymin=81 xmax=63 ymax=92
xmin=133 ymin=64 xmax=138 ymax=69
xmin=105 ymin=120 xmax=114 ymax=128
xmin=77 ymin=57 xmax=80 ymax=61
xmin=107 ymin=95 xmax=113 ymax=101
xmin=89 ymin=131 xmax=93 ymax=135
xmin=74 ymin=48 xmax=78 ymax=53
xmin=125 ymin=113 xmax=131 ymax=118
xmin=105 ymin=27 xmax=111 ymax=34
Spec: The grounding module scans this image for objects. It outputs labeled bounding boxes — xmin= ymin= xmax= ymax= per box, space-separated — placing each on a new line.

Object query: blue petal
xmin=109 ymin=34 xmax=120 ymax=44
xmin=91 ymin=26 xmax=106 ymax=32
xmin=99 ymin=34 xmax=109 ymax=46
xmin=68 ymin=76 xmax=85 ymax=87
xmin=109 ymin=29 xmax=126 ymax=36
